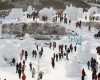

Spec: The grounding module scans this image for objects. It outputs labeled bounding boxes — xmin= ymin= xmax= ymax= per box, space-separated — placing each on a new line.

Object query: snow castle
xmin=66 ymin=55 xmax=81 ymax=77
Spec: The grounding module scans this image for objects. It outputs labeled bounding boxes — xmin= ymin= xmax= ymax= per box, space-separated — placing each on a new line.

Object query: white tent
xmin=66 ymin=55 xmax=81 ymax=77
xmin=39 ymin=7 xmax=56 ymax=21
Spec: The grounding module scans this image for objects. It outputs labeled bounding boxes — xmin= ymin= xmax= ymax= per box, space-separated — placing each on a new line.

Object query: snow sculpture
xmin=39 ymin=7 xmax=56 ymax=21
xmin=88 ymin=6 xmax=99 ymax=14
xmin=66 ymin=55 xmax=81 ymax=77
xmin=27 ymin=6 xmax=33 ymax=14
xmin=7 ymin=8 xmax=24 ymax=18
xmin=18 ymin=33 xmax=36 ymax=54
xmin=24 ymin=33 xmax=31 ymax=40
xmin=0 ymin=41 xmax=19 ymax=65
xmin=77 ymin=41 xmax=96 ymax=63
xmin=64 ymin=4 xmax=78 ymax=21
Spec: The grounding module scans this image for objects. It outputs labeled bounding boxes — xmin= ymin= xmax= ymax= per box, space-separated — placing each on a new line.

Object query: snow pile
xmin=39 ymin=7 xmax=56 ymax=21
xmin=57 ymin=37 xmax=69 ymax=45
xmin=0 ymin=41 xmax=19 ymax=65
xmin=66 ymin=55 xmax=81 ymax=77
xmin=18 ymin=33 xmax=36 ymax=54
xmin=77 ymin=41 xmax=96 ymax=63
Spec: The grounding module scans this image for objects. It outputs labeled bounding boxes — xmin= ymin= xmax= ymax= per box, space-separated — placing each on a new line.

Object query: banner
xmin=68 ymin=36 xmax=84 ymax=45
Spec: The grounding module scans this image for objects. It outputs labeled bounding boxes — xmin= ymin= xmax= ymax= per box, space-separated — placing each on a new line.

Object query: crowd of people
xmin=1 ymin=41 xmax=100 ymax=80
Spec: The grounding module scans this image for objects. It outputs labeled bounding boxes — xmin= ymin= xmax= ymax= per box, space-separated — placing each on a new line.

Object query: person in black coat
xmin=25 ymin=51 xmax=28 ymax=60
xmin=81 ymin=68 xmax=86 ymax=80
xmin=29 ymin=62 xmax=32 ymax=71
xmin=18 ymin=69 xmax=21 ymax=79
xmin=23 ymin=60 xmax=25 ymax=66
xmin=11 ymin=58 xmax=16 ymax=66
xmin=19 ymin=62 xmax=22 ymax=70
xmin=87 ymin=61 xmax=90 ymax=70
xmin=98 ymin=73 xmax=100 ymax=80
xmin=51 ymin=58 xmax=55 ymax=68
xmin=56 ymin=54 xmax=58 ymax=61
xmin=65 ymin=45 xmax=67 ymax=50
xmin=16 ymin=63 xmax=19 ymax=73
xmin=35 ymin=50 xmax=37 ymax=58
xmin=36 ymin=45 xmax=38 ymax=51
xmin=41 ymin=47 xmax=43 ymax=53
xmin=32 ymin=50 xmax=35 ymax=57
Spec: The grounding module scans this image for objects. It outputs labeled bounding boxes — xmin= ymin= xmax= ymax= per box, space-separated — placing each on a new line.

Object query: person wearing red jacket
xmin=22 ymin=74 xmax=26 ymax=80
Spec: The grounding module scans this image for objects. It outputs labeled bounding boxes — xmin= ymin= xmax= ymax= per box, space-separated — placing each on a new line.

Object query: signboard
xmin=68 ymin=36 xmax=84 ymax=45
xmin=0 ymin=18 xmax=23 ymax=23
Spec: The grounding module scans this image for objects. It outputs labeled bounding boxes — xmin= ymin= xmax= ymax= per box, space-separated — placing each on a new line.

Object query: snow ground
xmin=0 ymin=17 xmax=100 ymax=80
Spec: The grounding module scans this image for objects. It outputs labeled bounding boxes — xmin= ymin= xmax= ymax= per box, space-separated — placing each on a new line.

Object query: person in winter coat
xmin=32 ymin=50 xmax=35 ymax=57
xmin=39 ymin=51 xmax=43 ymax=58
xmin=81 ymin=68 xmax=86 ymax=80
xmin=11 ymin=58 xmax=16 ymax=66
xmin=87 ymin=61 xmax=90 ymax=70
xmin=53 ymin=42 xmax=56 ymax=50
xmin=34 ymin=50 xmax=37 ymax=58
xmin=18 ymin=69 xmax=21 ymax=79
xmin=36 ymin=45 xmax=38 ymax=51
xmin=25 ymin=51 xmax=28 ymax=60
xmin=49 ymin=42 xmax=52 ymax=48
xmin=65 ymin=45 xmax=67 ymax=50
xmin=39 ymin=71 xmax=44 ymax=79
xmin=41 ymin=47 xmax=43 ymax=53
xmin=19 ymin=62 xmax=22 ymax=70
xmin=32 ymin=67 xmax=35 ymax=78
xmin=21 ymin=65 xmax=25 ymax=74
xmin=22 ymin=74 xmax=26 ymax=80
xmin=53 ymin=53 xmax=55 ymax=60
xmin=29 ymin=62 xmax=32 ymax=71
xmin=69 ymin=44 xmax=73 ymax=52
xmin=23 ymin=60 xmax=25 ymax=66
xmin=16 ymin=63 xmax=19 ymax=73
xmin=98 ymin=73 xmax=100 ymax=80
xmin=51 ymin=57 xmax=55 ymax=68
xmin=67 ymin=48 xmax=70 ymax=54
xmin=95 ymin=75 xmax=97 ymax=80
xmin=20 ymin=49 xmax=24 ymax=61
xmin=56 ymin=54 xmax=58 ymax=61
xmin=74 ymin=46 xmax=77 ymax=52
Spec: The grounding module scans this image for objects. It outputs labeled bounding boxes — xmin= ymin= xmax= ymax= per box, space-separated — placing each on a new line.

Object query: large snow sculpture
xmin=77 ymin=41 xmax=96 ymax=63
xmin=18 ymin=33 xmax=36 ymax=54
xmin=0 ymin=41 xmax=19 ymax=65
xmin=66 ymin=55 xmax=81 ymax=77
